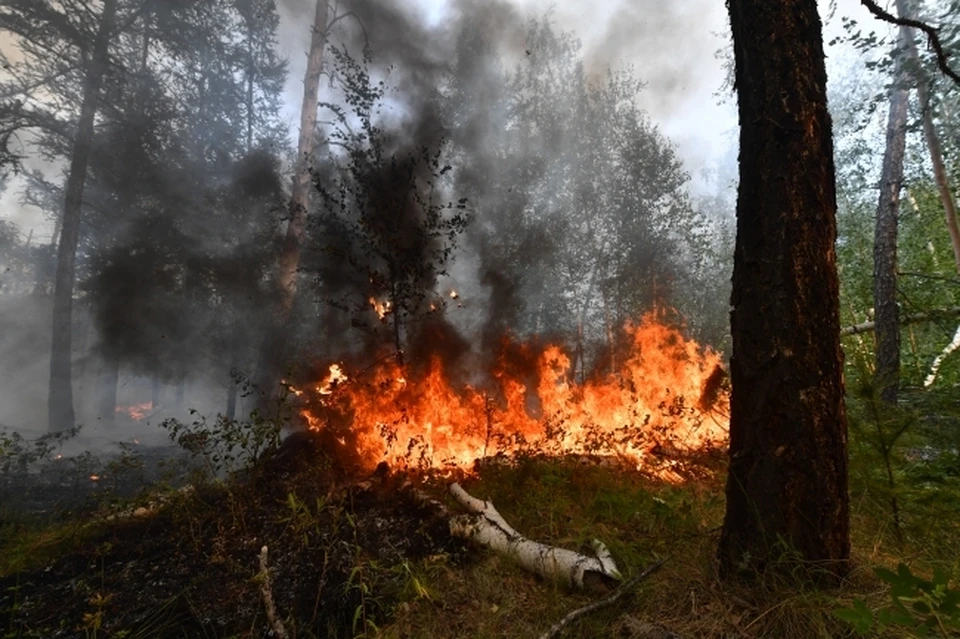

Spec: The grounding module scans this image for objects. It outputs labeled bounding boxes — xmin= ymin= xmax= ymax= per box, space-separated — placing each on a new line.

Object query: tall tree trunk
xmin=225 ymin=336 xmax=241 ymax=420
xmin=873 ymin=27 xmax=911 ymax=405
xmin=48 ymin=0 xmax=117 ymax=432
xmin=245 ymin=18 xmax=255 ymax=153
xmin=255 ymin=0 xmax=329 ymax=398
xmin=279 ymin=0 xmax=328 ymax=313
xmin=97 ymin=354 xmax=119 ymax=428
xmin=896 ymin=0 xmax=960 ymax=273
xmin=718 ymin=0 xmax=849 ymax=579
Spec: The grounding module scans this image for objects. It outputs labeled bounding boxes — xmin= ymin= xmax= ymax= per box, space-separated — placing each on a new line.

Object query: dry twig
xmin=539 ymin=557 xmax=667 ymax=639
xmin=258 ymin=545 xmax=289 ymax=639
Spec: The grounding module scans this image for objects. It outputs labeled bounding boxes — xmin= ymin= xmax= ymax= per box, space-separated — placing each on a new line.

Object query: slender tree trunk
xmin=225 ymin=338 xmax=240 ymax=420
xmin=279 ymin=0 xmax=328 ymax=313
xmin=718 ymin=0 xmax=849 ymax=579
xmin=873 ymin=27 xmax=910 ymax=405
xmin=390 ymin=277 xmax=403 ymax=364
xmin=48 ymin=0 xmax=117 ymax=432
xmin=255 ymin=0 xmax=329 ymax=397
xmin=245 ymin=19 xmax=255 ymax=153
xmin=98 ymin=354 xmax=119 ymax=428
xmin=896 ymin=0 xmax=960 ymax=273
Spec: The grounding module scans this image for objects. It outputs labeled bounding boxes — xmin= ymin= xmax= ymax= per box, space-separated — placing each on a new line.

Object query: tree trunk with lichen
xmin=718 ymin=0 xmax=849 ymax=579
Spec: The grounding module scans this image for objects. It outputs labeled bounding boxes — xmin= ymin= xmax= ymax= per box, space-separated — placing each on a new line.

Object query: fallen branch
xmin=449 ymin=482 xmax=621 ymax=589
xmin=258 ymin=545 xmax=288 ymax=639
xmin=538 ymin=558 xmax=667 ymax=639
xmin=840 ymin=307 xmax=960 ymax=336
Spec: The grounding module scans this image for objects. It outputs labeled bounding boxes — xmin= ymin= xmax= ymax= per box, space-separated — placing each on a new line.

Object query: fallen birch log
xmin=448 ymin=482 xmax=622 ymax=589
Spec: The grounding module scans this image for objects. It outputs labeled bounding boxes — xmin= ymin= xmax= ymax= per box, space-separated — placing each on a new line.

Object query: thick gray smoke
xmin=0 ymin=0 xmax=733 ymax=443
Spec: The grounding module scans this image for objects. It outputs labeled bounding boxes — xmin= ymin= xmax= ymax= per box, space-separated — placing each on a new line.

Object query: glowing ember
xmin=90 ymin=474 xmax=100 ymax=482
xmin=369 ymin=296 xmax=393 ymax=320
xmin=115 ymin=402 xmax=152 ymax=421
xmin=297 ymin=313 xmax=729 ymax=476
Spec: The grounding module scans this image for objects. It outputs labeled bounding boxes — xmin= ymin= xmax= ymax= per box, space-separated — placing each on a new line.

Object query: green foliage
xmin=0 ymin=426 xmax=80 ymax=478
xmin=161 ymin=403 xmax=284 ymax=479
xmin=312 ymin=45 xmax=470 ymax=357
xmin=836 ymin=563 xmax=960 ymax=637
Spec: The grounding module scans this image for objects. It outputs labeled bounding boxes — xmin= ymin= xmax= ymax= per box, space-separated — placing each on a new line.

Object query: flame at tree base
xmin=297 ymin=313 xmax=729 ymax=477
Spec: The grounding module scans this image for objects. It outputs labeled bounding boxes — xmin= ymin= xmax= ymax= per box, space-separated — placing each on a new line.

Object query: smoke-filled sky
xmin=0 ymin=0 xmax=896 ymax=239
xmin=268 ymin=0 xmax=889 ymax=200
xmin=272 ymin=0 xmax=738 ymax=194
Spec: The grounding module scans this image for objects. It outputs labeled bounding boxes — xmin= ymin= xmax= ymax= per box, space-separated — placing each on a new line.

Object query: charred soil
xmin=0 ymin=431 xmax=466 ymax=638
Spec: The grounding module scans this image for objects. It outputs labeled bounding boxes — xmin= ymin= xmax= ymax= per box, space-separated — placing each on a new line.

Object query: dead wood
xmin=840 ymin=307 xmax=960 ymax=336
xmin=258 ymin=545 xmax=289 ymax=639
xmin=448 ymin=482 xmax=622 ymax=589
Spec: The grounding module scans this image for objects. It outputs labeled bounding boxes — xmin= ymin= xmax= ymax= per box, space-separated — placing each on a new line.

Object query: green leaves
xmin=835 ymin=563 xmax=960 ymax=637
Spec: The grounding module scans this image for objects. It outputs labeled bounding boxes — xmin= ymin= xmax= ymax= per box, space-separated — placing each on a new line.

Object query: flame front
xmin=298 ymin=313 xmax=729 ymax=475
xmin=116 ymin=402 xmax=152 ymax=421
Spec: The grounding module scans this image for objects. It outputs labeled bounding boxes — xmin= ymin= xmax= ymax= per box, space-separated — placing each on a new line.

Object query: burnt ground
xmin=0 ymin=430 xmax=466 ymax=638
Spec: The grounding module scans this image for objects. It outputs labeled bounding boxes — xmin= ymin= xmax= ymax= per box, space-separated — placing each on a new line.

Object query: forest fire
xmin=296 ymin=314 xmax=729 ymax=475
xmin=115 ymin=402 xmax=152 ymax=421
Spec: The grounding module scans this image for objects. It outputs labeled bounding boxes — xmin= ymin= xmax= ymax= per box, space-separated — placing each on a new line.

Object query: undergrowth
xmin=2 ymin=377 xmax=960 ymax=638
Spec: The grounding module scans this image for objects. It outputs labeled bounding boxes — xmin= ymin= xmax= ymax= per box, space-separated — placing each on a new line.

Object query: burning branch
xmin=448 ymin=483 xmax=622 ymax=589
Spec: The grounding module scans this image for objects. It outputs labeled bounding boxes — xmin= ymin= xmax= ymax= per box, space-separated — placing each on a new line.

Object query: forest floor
xmin=1 ymin=388 xmax=959 ymax=638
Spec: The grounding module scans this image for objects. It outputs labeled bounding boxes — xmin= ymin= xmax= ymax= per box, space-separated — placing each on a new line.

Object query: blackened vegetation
xmin=0 ymin=434 xmax=465 ymax=638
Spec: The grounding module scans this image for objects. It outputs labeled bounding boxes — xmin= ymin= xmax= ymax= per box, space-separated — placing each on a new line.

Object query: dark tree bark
xmin=718 ymin=0 xmax=850 ymax=578
xmin=873 ymin=27 xmax=910 ymax=405
xmin=48 ymin=0 xmax=118 ymax=432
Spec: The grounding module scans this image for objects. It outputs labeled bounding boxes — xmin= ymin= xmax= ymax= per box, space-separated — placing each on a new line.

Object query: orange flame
xmin=297 ymin=313 xmax=728 ymax=476
xmin=369 ymin=296 xmax=392 ymax=320
xmin=115 ymin=402 xmax=152 ymax=421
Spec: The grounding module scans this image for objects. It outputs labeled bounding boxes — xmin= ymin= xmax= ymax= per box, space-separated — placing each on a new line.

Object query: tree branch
xmin=859 ymin=0 xmax=960 ymax=88
xmin=538 ymin=558 xmax=667 ymax=639
xmin=841 ymin=307 xmax=960 ymax=336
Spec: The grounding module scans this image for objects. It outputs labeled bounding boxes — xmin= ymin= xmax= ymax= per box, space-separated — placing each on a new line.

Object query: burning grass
xmin=295 ymin=313 xmax=730 ymax=477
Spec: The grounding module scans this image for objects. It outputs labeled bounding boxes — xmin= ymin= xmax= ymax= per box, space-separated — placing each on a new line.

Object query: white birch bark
xmin=448 ymin=483 xmax=621 ymax=589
